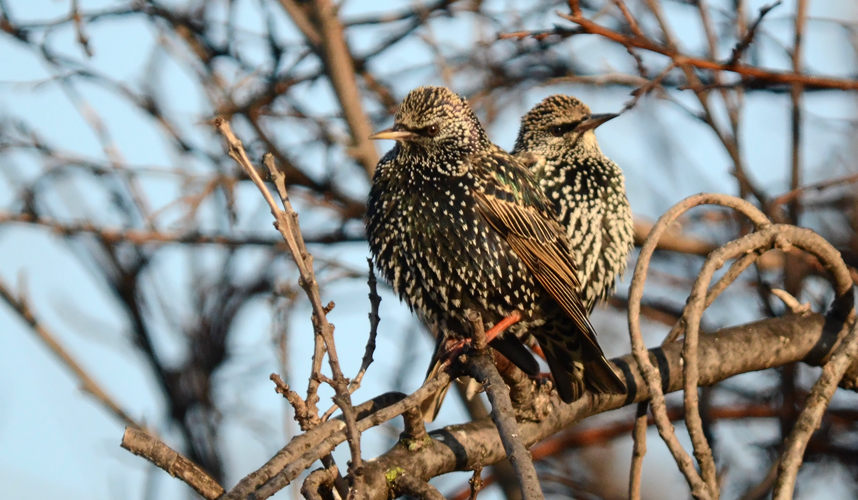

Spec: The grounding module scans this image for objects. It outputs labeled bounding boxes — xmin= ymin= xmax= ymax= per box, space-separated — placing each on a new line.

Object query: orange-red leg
xmin=483 ymin=310 xmax=522 ymax=343
xmin=440 ymin=311 xmax=524 ymax=363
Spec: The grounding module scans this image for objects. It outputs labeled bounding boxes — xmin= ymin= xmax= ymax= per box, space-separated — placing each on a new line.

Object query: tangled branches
xmin=118 ymin=126 xmax=855 ymax=499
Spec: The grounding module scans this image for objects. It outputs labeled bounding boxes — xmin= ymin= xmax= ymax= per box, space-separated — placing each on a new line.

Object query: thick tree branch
xmin=353 ymin=312 xmax=855 ymax=500
xmin=121 ymin=427 xmax=224 ymax=499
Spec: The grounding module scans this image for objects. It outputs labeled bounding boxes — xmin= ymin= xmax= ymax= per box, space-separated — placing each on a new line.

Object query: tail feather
xmin=420 ymin=373 xmax=452 ymax=422
xmin=583 ymin=357 xmax=627 ymax=395
xmin=543 ymin=348 xmax=583 ymax=403
xmin=540 ymin=322 xmax=627 ymax=403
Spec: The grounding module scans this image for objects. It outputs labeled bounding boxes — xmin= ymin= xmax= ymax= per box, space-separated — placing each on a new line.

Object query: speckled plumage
xmin=513 ymin=95 xmax=634 ymax=312
xmin=366 ymin=87 xmax=626 ymax=420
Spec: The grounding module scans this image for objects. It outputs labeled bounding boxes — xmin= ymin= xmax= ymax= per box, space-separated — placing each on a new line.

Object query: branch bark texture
xmin=354 ymin=312 xmax=854 ymax=500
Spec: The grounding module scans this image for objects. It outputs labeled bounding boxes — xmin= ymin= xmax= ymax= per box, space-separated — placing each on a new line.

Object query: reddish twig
xmin=769 ymin=172 xmax=858 ymax=209
xmin=556 ymin=11 xmax=858 ymax=90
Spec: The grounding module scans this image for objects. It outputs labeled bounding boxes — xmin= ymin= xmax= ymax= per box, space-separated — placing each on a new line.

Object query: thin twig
xmin=468 ymin=465 xmax=484 ymax=500
xmin=728 ymin=1 xmax=782 ymax=66
xmin=663 ymin=250 xmax=761 ymax=344
xmin=245 ymin=375 xmax=451 ymax=499
xmin=465 ymin=312 xmax=544 ymax=500
xmin=215 ymin=120 xmax=364 ymax=498
xmin=628 ymin=402 xmax=648 ymax=500
xmin=769 ymin=172 xmax=858 ymax=209
xmin=271 ymin=373 xmax=318 ymax=431
xmin=556 ymin=11 xmax=858 ymax=90
xmin=320 ymin=259 xmax=381 ymax=421
xmin=788 ymin=0 xmax=808 ymax=225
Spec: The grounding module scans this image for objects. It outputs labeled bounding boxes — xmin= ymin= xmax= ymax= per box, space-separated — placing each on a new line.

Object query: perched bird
xmin=513 ymin=95 xmax=634 ymax=311
xmin=366 ymin=86 xmax=626 ymax=420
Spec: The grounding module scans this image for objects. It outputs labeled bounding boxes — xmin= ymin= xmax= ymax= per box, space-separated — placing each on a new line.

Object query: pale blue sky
xmin=1 ymin=1 xmax=857 ymax=499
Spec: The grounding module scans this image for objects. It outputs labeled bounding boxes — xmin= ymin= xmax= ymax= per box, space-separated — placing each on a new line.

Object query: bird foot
xmin=440 ymin=311 xmax=523 ymax=363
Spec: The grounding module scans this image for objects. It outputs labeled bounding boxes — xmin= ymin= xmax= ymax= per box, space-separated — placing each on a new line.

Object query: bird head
xmin=513 ymin=95 xmax=617 ymax=155
xmin=369 ymin=86 xmax=489 ymax=173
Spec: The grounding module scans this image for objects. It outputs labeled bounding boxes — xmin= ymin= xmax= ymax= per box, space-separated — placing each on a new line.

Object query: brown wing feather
xmin=475 ymin=191 xmax=599 ymax=348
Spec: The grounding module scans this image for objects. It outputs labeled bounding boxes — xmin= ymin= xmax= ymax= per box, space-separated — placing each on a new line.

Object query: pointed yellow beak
xmin=577 ymin=113 xmax=619 ymax=132
xmin=369 ymin=127 xmax=416 ymax=141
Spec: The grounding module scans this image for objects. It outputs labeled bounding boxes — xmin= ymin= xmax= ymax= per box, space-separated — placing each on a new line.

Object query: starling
xmin=366 ymin=86 xmax=626 ymax=420
xmin=513 ymin=95 xmax=634 ymax=312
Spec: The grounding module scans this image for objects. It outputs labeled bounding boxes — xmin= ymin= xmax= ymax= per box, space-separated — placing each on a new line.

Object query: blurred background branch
xmin=1 ymin=0 xmax=857 ymax=499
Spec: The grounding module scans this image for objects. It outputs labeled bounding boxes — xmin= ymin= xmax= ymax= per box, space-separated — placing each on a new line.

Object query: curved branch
xmin=627 ymin=193 xmax=771 ymax=499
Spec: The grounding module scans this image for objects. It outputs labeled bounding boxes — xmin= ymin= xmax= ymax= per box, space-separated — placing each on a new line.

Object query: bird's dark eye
xmin=425 ymin=124 xmax=440 ymax=137
xmin=549 ymin=121 xmax=582 ymax=137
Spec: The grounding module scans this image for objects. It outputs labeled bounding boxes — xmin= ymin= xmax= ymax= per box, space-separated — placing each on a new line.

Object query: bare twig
xmin=628 ymin=402 xmax=648 ymax=500
xmin=222 ymin=392 xmax=404 ymax=500
xmin=728 ymin=1 xmax=782 ymax=65
xmin=770 ymin=288 xmax=811 ymax=314
xmin=215 ymin=120 xmax=365 ymax=497
xmin=120 ymin=427 xmax=224 ymax=500
xmin=465 ymin=312 xmax=544 ymax=500
xmin=628 ymin=193 xmax=771 ymax=500
xmin=241 ymin=375 xmax=451 ymax=499
xmin=787 ymin=0 xmax=808 ymax=227
xmin=259 ymin=153 xmax=326 ymax=421
xmin=664 ymin=251 xmax=761 ymax=344
xmin=271 ymin=373 xmax=318 ymax=431
xmin=320 ymin=259 xmax=381 ymax=421
xmin=772 ymin=326 xmax=858 ymax=499
xmin=468 ymin=465 xmax=484 ymax=500
xmin=769 ymin=172 xmax=858 ymax=209
xmin=556 ymin=11 xmax=858 ymax=90
xmin=0 ymin=210 xmax=319 ymax=247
